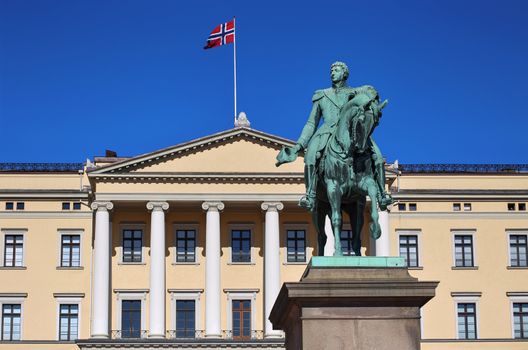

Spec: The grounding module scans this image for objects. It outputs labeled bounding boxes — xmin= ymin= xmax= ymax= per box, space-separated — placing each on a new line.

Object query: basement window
xmin=508 ymin=203 xmax=516 ymax=211
xmin=62 ymin=202 xmax=71 ymax=210
xmin=519 ymin=203 xmax=526 ymax=211
xmin=16 ymin=202 xmax=25 ymax=210
xmin=398 ymin=203 xmax=406 ymax=211
xmin=5 ymin=202 xmax=14 ymax=210
xmin=453 ymin=203 xmax=461 ymax=211
xmin=409 ymin=203 xmax=417 ymax=211
xmin=73 ymin=203 xmax=81 ymax=210
xmin=463 ymin=203 xmax=472 ymax=211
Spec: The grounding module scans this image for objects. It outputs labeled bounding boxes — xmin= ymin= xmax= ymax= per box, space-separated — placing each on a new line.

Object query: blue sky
xmin=1 ymin=0 xmax=527 ymax=164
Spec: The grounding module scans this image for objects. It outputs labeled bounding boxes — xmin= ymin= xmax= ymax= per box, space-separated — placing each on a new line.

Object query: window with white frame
xmin=59 ymin=304 xmax=78 ymax=340
xmin=175 ymin=225 xmax=197 ymax=263
xmin=340 ymin=229 xmax=357 ymax=256
xmin=169 ymin=289 xmax=202 ymax=339
xmin=225 ymin=289 xmax=258 ymax=339
xmin=2 ymin=231 xmax=25 ymax=267
xmin=453 ymin=232 xmax=476 ymax=267
xmin=513 ymin=302 xmax=528 ymax=338
xmin=399 ymin=234 xmax=419 ymax=267
xmin=60 ymin=233 xmax=81 ymax=267
xmin=509 ymin=233 xmax=528 ymax=267
xmin=54 ymin=293 xmax=82 ymax=341
xmin=457 ymin=303 xmax=477 ymax=339
xmin=452 ymin=293 xmax=480 ymax=340
xmin=121 ymin=226 xmax=144 ymax=263
xmin=231 ymin=229 xmax=251 ymax=263
xmin=287 ymin=229 xmax=306 ymax=262
xmin=1 ymin=304 xmax=21 ymax=340
xmin=115 ymin=290 xmax=147 ymax=339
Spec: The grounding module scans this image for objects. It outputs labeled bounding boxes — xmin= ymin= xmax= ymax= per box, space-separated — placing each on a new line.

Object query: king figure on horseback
xmin=277 ymin=62 xmax=392 ymax=212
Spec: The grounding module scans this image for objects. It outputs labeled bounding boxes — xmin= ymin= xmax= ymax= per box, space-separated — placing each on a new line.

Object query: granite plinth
xmin=269 ymin=257 xmax=438 ymax=350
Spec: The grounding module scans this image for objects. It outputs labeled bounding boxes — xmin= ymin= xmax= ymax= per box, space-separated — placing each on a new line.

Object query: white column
xmin=90 ymin=201 xmax=113 ymax=338
xmin=202 ymin=201 xmax=224 ymax=338
xmin=323 ymin=215 xmax=335 ymax=256
xmin=261 ymin=202 xmax=284 ymax=338
xmin=376 ymin=210 xmax=391 ymax=256
xmin=147 ymin=201 xmax=169 ymax=338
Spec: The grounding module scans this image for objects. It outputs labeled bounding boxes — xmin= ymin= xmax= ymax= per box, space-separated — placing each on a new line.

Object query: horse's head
xmin=337 ymin=89 xmax=388 ymax=154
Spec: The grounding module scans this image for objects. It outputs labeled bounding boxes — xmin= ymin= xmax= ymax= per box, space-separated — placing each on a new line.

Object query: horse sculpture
xmin=313 ymin=86 xmax=389 ymax=256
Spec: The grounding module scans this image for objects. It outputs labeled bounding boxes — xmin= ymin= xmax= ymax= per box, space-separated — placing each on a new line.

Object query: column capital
xmin=261 ymin=202 xmax=284 ymax=212
xmin=90 ymin=201 xmax=114 ymax=211
xmin=202 ymin=201 xmax=225 ymax=211
xmin=146 ymin=201 xmax=169 ymax=211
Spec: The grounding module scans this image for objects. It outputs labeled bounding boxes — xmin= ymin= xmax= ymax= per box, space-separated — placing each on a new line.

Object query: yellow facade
xmin=0 ymin=127 xmax=526 ymax=349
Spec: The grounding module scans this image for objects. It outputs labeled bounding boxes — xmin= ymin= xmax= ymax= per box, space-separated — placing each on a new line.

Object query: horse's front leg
xmin=326 ymin=180 xmax=343 ymax=256
xmin=365 ymin=180 xmax=381 ymax=240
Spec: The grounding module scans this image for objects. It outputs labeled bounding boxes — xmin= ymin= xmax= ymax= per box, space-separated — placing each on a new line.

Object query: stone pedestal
xmin=269 ymin=257 xmax=438 ymax=350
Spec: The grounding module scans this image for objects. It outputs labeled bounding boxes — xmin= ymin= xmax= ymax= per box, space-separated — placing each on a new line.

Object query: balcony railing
xmin=165 ymin=329 xmax=265 ymax=340
xmin=111 ymin=329 xmax=268 ymax=340
xmin=111 ymin=330 xmax=149 ymax=339
xmin=166 ymin=329 xmax=205 ymax=339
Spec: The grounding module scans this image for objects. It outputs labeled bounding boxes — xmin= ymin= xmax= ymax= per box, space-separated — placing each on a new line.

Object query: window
xmin=73 ymin=203 xmax=81 ymax=210
xmin=231 ymin=230 xmax=251 ymax=263
xmin=463 ymin=203 xmax=472 ymax=211
xmin=121 ymin=300 xmax=141 ymax=338
xmin=398 ymin=203 xmax=406 ymax=211
xmin=510 ymin=234 xmax=527 ymax=267
xmin=232 ymin=300 xmax=251 ymax=340
xmin=457 ymin=303 xmax=477 ymax=339
xmin=176 ymin=300 xmax=195 ymax=338
xmin=61 ymin=235 xmax=80 ymax=267
xmin=4 ymin=235 xmax=23 ymax=267
xmin=340 ymin=230 xmax=357 ymax=256
xmin=15 ymin=202 xmax=24 ymax=210
xmin=454 ymin=234 xmax=474 ymax=267
xmin=399 ymin=235 xmax=419 ymax=267
xmin=59 ymin=304 xmax=78 ymax=340
xmin=5 ymin=202 xmax=13 ymax=210
xmin=122 ymin=229 xmax=142 ymax=263
xmin=519 ymin=203 xmax=527 ymax=211
xmin=62 ymin=202 xmax=70 ymax=210
xmin=508 ymin=203 xmax=516 ymax=211
xmin=176 ymin=230 xmax=196 ymax=263
xmin=408 ymin=203 xmax=417 ymax=211
xmin=453 ymin=203 xmax=461 ymax=211
xmin=287 ymin=230 xmax=306 ymax=262
xmin=1 ymin=304 xmax=21 ymax=340
xmin=513 ymin=303 xmax=528 ymax=339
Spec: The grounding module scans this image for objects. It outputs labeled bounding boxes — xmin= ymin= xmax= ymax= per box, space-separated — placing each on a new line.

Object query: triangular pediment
xmin=88 ymin=128 xmax=304 ymax=177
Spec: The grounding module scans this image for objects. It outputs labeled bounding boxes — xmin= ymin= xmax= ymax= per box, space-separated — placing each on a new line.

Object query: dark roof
xmin=399 ymin=164 xmax=528 ymax=174
xmin=0 ymin=163 xmax=84 ymax=173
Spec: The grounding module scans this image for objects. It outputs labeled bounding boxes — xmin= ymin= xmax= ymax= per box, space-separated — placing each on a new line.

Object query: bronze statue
xmin=276 ymin=62 xmax=392 ymax=256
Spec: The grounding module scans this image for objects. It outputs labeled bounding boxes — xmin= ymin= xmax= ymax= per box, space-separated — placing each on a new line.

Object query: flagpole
xmin=233 ymin=16 xmax=237 ymax=125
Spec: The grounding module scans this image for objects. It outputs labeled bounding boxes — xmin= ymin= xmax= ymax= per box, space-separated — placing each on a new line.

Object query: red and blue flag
xmin=204 ymin=19 xmax=235 ymax=49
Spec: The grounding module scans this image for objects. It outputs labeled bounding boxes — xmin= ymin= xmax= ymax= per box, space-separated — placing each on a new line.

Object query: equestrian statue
xmin=276 ymin=62 xmax=393 ymax=256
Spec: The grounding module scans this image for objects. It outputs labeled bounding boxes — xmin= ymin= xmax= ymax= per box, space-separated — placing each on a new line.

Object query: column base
xmin=264 ymin=331 xmax=284 ymax=339
xmin=148 ymin=333 xmax=166 ymax=339
xmin=90 ymin=334 xmax=110 ymax=339
xmin=204 ymin=333 xmax=222 ymax=339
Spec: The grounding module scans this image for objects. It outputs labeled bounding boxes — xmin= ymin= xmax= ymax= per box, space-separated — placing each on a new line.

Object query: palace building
xmin=0 ymin=126 xmax=527 ymax=350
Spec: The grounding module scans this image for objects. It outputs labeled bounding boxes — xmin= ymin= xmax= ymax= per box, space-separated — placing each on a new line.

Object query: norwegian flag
xmin=204 ymin=19 xmax=235 ymax=49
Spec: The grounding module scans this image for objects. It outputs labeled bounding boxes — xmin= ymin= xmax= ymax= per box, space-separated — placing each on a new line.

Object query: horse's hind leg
xmin=346 ymin=200 xmax=365 ymax=256
xmin=312 ymin=201 xmax=328 ymax=256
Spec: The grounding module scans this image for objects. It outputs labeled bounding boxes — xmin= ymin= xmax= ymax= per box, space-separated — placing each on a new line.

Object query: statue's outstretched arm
xmin=296 ymin=100 xmax=322 ymax=150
